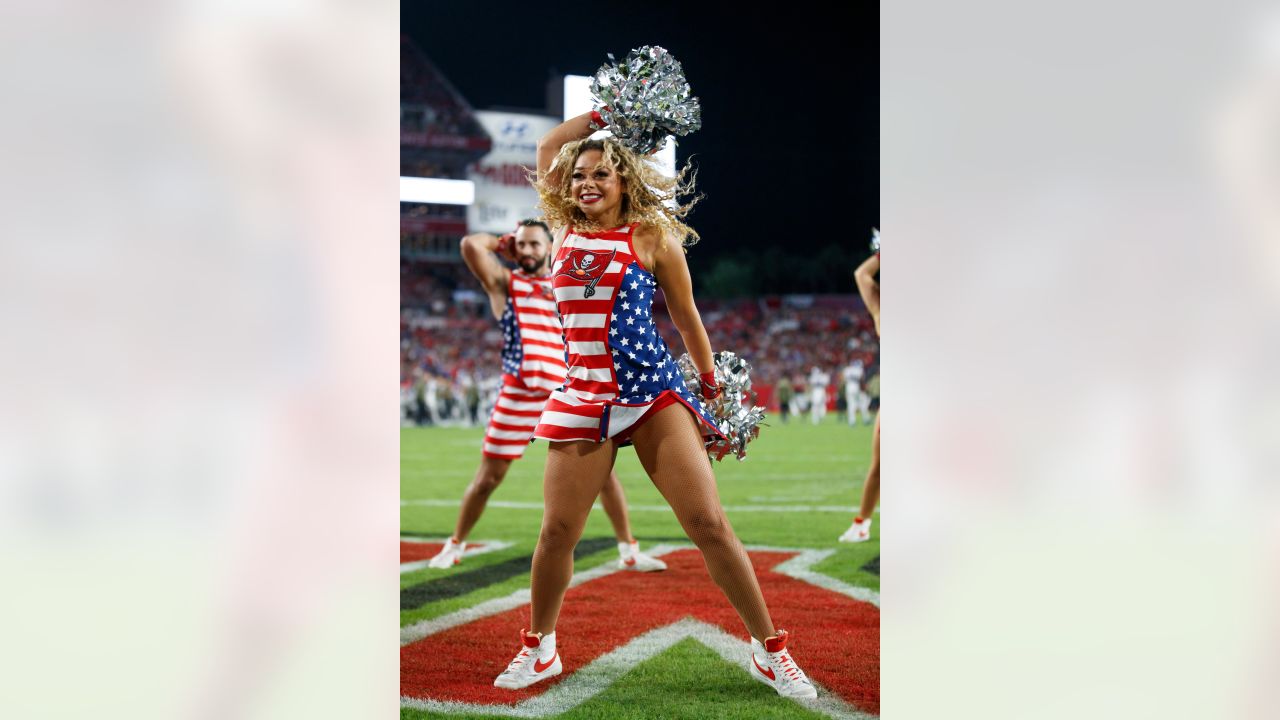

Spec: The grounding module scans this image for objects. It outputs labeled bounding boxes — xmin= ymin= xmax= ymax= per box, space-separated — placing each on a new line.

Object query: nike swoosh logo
xmin=534 ymin=652 xmax=557 ymax=673
xmin=752 ymin=654 xmax=775 ymax=681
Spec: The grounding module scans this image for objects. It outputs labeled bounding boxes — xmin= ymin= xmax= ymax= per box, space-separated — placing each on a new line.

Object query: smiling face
xmin=571 ymin=149 xmax=626 ymax=224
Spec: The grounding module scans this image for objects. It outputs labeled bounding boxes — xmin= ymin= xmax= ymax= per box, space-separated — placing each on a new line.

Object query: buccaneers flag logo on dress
xmin=555 ymin=248 xmax=616 ymax=298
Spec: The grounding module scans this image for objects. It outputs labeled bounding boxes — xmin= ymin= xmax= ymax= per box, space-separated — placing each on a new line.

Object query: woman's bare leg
xmin=528 ymin=440 xmax=616 ymax=635
xmin=630 ymin=404 xmax=774 ymax=640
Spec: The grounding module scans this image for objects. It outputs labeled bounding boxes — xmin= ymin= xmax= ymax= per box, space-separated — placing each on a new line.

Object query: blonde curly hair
xmin=533 ymin=137 xmax=702 ymax=246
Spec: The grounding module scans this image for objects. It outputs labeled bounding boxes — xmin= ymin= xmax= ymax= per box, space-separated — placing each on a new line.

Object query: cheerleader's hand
xmin=699 ymin=371 xmax=721 ymax=400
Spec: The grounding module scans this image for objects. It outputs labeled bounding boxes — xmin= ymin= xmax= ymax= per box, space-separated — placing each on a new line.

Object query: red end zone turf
xmin=401 ymin=548 xmax=879 ymax=715
xmin=400 ymin=541 xmax=486 ymax=564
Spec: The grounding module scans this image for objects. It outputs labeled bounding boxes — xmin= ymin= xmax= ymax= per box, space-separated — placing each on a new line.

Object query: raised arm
xmin=854 ymin=253 xmax=880 ymax=335
xmin=536 ymin=111 xmax=598 ymax=182
xmin=460 ymin=232 xmax=513 ymax=318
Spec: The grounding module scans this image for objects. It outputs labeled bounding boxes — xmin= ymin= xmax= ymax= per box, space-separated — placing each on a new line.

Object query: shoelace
xmin=503 ymin=648 xmax=533 ymax=673
xmin=771 ymin=650 xmax=806 ymax=683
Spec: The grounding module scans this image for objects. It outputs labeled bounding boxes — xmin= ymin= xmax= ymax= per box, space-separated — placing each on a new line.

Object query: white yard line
xmin=400 ymin=499 xmax=857 ymax=513
xmin=401 ymin=617 xmax=874 ymax=720
xmin=400 ymin=543 xmax=879 ymax=719
xmin=746 ymin=545 xmax=881 ymax=608
xmin=399 ymin=539 xmax=515 ymax=575
xmin=399 ymin=544 xmax=680 ymax=646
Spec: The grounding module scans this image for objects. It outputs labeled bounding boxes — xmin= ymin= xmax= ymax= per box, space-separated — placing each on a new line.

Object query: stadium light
xmin=400 ymin=176 xmax=475 ymax=205
xmin=563 ymin=75 xmax=676 ymax=178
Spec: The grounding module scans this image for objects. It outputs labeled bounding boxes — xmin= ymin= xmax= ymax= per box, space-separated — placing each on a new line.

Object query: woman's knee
xmin=682 ymin=509 xmax=732 ymax=548
xmin=538 ymin=516 xmax=581 ymax=552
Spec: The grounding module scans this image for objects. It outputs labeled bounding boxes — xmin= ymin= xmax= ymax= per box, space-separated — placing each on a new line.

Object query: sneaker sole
xmin=620 ymin=564 xmax=668 ymax=572
xmin=750 ymin=658 xmax=818 ymax=699
xmin=494 ymin=663 xmax=562 ymax=689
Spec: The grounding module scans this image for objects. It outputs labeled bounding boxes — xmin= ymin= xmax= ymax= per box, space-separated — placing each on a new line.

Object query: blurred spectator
xmin=808 ymin=366 xmax=831 ymax=425
xmin=843 ymin=358 xmax=873 ymax=425
xmin=402 ymin=256 xmax=878 ymax=416
xmin=776 ymin=375 xmax=794 ymax=424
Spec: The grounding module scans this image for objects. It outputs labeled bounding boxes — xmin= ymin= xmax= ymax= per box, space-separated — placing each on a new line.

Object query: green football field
xmin=401 ymin=414 xmax=879 ymax=719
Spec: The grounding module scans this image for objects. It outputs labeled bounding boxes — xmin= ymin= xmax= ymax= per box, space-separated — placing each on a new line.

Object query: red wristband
xmin=699 ymin=370 xmax=721 ymax=400
xmin=589 ymin=109 xmax=607 ymax=130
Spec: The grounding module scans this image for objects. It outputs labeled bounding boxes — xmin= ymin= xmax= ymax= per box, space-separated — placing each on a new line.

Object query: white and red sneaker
xmin=749 ymin=630 xmax=817 ymax=699
xmin=617 ymin=541 xmax=667 ymax=572
xmin=494 ymin=629 xmax=562 ymax=689
xmin=427 ymin=538 xmax=466 ymax=568
xmin=838 ymin=517 xmax=873 ymax=543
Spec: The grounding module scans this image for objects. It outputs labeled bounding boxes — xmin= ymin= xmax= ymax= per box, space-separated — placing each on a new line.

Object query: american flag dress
xmin=482 ymin=269 xmax=567 ymax=460
xmin=532 ymin=223 xmax=724 ymax=445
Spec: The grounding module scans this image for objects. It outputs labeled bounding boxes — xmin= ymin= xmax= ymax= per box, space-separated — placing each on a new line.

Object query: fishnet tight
xmin=529 ymin=403 xmax=775 ymax=640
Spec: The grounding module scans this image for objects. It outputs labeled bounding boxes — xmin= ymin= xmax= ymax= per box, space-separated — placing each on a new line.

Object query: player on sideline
xmin=426 ymin=219 xmax=667 ymax=573
xmin=840 ymin=245 xmax=880 ymax=543
xmin=492 ymin=113 xmax=816 ymax=699
xmin=808 ymin=365 xmax=830 ymax=425
xmin=843 ymin=358 xmax=872 ymax=426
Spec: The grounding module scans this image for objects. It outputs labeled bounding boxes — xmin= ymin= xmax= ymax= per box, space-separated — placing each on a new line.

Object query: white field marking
xmin=400 ymin=542 xmax=879 ymax=636
xmin=399 ymin=499 xmax=857 ymax=513
xmin=398 ymin=544 xmax=683 ymax=646
xmin=398 ymin=539 xmax=515 ymax=575
xmin=401 ymin=617 xmax=875 ymax=720
xmin=743 ymin=455 xmax=857 ymax=464
xmin=744 ymin=545 xmax=880 ymax=608
xmin=749 ymin=495 xmax=839 ymax=502
xmin=708 ymin=473 xmax=853 ymax=481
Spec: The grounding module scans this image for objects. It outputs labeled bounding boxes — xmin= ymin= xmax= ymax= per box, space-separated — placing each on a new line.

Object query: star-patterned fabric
xmin=533 ymin=223 xmax=723 ymax=445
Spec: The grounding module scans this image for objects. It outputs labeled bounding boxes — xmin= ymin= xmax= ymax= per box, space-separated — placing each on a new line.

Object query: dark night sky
xmin=404 ymin=2 xmax=879 ymax=290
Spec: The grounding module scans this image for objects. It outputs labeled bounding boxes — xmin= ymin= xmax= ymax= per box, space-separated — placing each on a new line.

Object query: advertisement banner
xmin=467 ymin=111 xmax=559 ymax=234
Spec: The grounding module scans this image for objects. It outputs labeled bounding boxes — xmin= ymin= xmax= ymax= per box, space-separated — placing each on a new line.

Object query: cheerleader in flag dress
xmin=426 ymin=219 xmax=668 ymax=573
xmin=493 ymin=47 xmax=816 ymax=700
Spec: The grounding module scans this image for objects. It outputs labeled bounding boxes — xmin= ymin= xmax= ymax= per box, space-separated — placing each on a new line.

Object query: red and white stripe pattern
xmin=505 ymin=270 xmax=567 ymax=394
xmin=482 ymin=270 xmax=567 ymax=460
xmin=482 ymin=379 xmax=550 ymax=460
xmin=533 ymin=224 xmax=723 ymax=445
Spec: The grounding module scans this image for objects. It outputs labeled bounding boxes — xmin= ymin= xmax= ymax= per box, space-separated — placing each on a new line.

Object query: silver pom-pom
xmin=677 ymin=351 xmax=766 ymax=462
xmin=591 ymin=46 xmax=701 ymax=155
xmin=870 ymin=227 xmax=880 ymax=253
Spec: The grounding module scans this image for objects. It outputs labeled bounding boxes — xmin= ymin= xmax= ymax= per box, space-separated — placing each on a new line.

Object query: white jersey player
xmin=842 ymin=360 xmax=872 ymax=426
xmin=808 ymin=365 xmax=830 ymax=425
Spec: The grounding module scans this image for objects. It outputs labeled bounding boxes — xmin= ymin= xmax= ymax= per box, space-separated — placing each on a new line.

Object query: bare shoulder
xmin=630 ymin=223 xmax=668 ymax=270
xmin=550 ymin=225 xmax=569 ymax=258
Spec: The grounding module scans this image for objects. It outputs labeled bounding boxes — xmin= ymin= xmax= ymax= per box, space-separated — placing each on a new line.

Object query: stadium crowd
xmin=397 ymin=38 xmax=879 ymax=428
xmin=401 ymin=277 xmax=879 ymax=427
